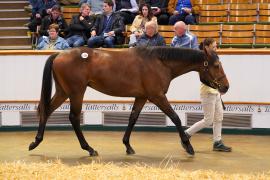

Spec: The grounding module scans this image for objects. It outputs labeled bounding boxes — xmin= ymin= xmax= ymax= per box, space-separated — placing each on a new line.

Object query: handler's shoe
xmin=213 ymin=140 xmax=232 ymax=152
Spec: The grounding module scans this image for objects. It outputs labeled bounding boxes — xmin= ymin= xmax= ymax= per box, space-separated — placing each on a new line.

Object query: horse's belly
xmin=89 ymin=83 xmax=143 ymax=97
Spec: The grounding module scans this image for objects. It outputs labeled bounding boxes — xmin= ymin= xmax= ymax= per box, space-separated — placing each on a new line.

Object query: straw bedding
xmin=0 ymin=160 xmax=269 ymax=180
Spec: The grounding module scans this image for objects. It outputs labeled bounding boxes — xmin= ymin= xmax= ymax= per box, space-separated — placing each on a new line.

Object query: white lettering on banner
xmin=0 ymin=104 xmax=31 ymax=111
xmin=225 ymin=105 xmax=255 ymax=113
xmin=85 ymin=104 xmax=119 ymax=111
xmin=0 ymin=103 xmax=269 ymax=114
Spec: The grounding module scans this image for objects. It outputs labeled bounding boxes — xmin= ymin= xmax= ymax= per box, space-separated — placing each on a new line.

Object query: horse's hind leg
xmin=69 ymin=94 xmax=98 ymax=156
xmin=123 ymin=97 xmax=147 ymax=155
xmin=29 ymin=89 xmax=67 ymax=150
xmin=149 ymin=95 xmax=194 ymax=155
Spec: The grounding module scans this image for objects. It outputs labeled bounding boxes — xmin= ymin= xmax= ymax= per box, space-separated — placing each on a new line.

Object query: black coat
xmin=66 ymin=14 xmax=95 ymax=41
xmin=92 ymin=12 xmax=125 ymax=44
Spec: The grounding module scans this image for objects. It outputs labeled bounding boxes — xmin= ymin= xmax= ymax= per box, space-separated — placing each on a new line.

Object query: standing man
xmin=87 ymin=0 xmax=125 ymax=48
xmin=168 ymin=0 xmax=200 ymax=25
xmin=171 ymin=21 xmax=198 ymax=49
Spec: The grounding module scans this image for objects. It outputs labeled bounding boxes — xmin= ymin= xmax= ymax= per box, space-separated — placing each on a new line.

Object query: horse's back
xmin=51 ymin=47 xmax=170 ymax=97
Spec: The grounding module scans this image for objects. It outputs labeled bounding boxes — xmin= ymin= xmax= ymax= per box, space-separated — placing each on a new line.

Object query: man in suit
xmin=87 ymin=0 xmax=125 ymax=48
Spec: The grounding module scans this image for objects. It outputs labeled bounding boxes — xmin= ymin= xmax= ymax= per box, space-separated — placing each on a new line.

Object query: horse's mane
xmin=134 ymin=46 xmax=204 ymax=64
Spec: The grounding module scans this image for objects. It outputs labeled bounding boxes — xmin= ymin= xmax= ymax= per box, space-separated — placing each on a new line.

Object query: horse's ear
xmin=203 ymin=46 xmax=211 ymax=58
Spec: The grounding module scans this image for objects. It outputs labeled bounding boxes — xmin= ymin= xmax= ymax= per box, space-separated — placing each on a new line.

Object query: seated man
xmin=171 ymin=21 xmax=198 ymax=49
xmin=66 ymin=3 xmax=95 ymax=47
xmin=28 ymin=0 xmax=58 ymax=32
xmin=168 ymin=0 xmax=200 ymax=25
xmin=144 ymin=0 xmax=170 ymax=25
xmin=87 ymin=0 xmax=124 ymax=48
xmin=79 ymin=0 xmax=116 ymax=15
xmin=135 ymin=21 xmax=166 ymax=47
xmin=37 ymin=23 xmax=70 ymax=50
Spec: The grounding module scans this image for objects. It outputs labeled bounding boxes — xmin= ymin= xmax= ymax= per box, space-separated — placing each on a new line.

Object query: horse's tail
xmin=37 ymin=53 xmax=59 ymax=119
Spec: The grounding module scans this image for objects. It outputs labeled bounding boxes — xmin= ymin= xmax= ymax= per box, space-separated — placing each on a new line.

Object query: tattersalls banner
xmin=0 ymin=103 xmax=263 ymax=113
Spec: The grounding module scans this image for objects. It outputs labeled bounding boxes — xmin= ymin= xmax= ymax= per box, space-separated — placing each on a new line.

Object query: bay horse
xmin=29 ymin=46 xmax=229 ymax=156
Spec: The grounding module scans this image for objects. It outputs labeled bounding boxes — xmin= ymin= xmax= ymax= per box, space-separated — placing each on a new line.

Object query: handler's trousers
xmin=186 ymin=93 xmax=223 ymax=142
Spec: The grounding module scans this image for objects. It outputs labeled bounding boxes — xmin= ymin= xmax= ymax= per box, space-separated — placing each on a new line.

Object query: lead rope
xmin=220 ymin=94 xmax=226 ymax=110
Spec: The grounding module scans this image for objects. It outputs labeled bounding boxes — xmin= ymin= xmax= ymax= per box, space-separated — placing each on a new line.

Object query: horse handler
xmin=185 ymin=38 xmax=232 ymax=152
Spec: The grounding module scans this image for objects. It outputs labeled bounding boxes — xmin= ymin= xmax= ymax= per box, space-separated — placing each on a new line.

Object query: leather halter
xmin=202 ymin=60 xmax=227 ymax=89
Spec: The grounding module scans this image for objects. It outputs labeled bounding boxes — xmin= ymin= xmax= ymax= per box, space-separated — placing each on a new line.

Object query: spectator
xmin=28 ymin=0 xmax=58 ymax=32
xmin=66 ymin=3 xmax=95 ymax=47
xmin=129 ymin=3 xmax=157 ymax=46
xmin=115 ymin=0 xmax=139 ymax=24
xmin=143 ymin=0 xmax=169 ymax=25
xmin=168 ymin=0 xmax=200 ymax=25
xmin=24 ymin=0 xmax=36 ymax=12
xmin=171 ymin=21 xmax=198 ymax=49
xmin=135 ymin=21 xmax=165 ymax=47
xmin=184 ymin=37 xmax=232 ymax=152
xmin=39 ymin=5 xmax=69 ymax=38
xmin=87 ymin=0 xmax=125 ymax=48
xmin=37 ymin=24 xmax=70 ymax=50
xmin=79 ymin=0 xmax=116 ymax=15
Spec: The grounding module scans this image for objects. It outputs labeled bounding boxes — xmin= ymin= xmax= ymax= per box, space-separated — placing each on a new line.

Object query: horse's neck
xmin=169 ymin=59 xmax=200 ymax=79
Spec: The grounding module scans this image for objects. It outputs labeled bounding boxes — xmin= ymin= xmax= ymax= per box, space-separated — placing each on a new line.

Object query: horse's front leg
xmin=123 ymin=97 xmax=147 ymax=155
xmin=149 ymin=95 xmax=194 ymax=155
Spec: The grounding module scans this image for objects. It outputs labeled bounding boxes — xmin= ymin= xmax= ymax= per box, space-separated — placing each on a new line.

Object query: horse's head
xmin=199 ymin=47 xmax=229 ymax=94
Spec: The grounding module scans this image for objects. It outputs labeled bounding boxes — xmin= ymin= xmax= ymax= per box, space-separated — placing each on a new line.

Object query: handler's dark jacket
xmin=39 ymin=15 xmax=69 ymax=38
xmin=91 ymin=12 xmax=125 ymax=44
xmin=66 ymin=14 xmax=95 ymax=41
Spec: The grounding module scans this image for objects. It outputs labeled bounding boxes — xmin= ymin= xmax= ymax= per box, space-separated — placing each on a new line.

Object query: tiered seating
xmin=158 ymin=25 xmax=175 ymax=44
xmin=62 ymin=7 xmax=80 ymax=24
xmin=258 ymin=3 xmax=270 ymax=22
xmin=199 ymin=4 xmax=228 ymax=23
xmin=253 ymin=0 xmax=270 ymax=2
xmin=188 ymin=24 xmax=221 ymax=44
xmin=197 ymin=0 xmax=222 ymax=4
xmin=197 ymin=2 xmax=270 ymax=23
xmin=224 ymin=0 xmax=252 ymax=3
xmin=221 ymin=24 xmax=254 ymax=48
xmin=228 ymin=3 xmax=257 ymax=23
xmin=254 ymin=24 xmax=270 ymax=47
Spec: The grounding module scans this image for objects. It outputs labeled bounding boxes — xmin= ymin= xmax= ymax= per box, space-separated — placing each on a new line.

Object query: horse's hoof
xmin=126 ymin=148 xmax=135 ymax=155
xmin=89 ymin=150 xmax=98 ymax=156
xmin=181 ymin=140 xmax=195 ymax=156
xmin=29 ymin=142 xmax=38 ymax=151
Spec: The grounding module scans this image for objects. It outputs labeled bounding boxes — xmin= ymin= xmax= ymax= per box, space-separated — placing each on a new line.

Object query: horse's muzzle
xmin=219 ymin=85 xmax=229 ymax=94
